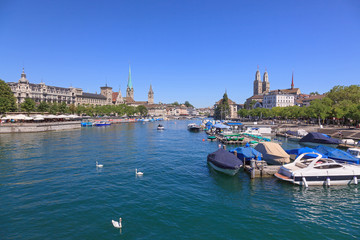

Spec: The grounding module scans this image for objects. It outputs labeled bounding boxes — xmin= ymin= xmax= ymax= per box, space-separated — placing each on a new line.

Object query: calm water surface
xmin=1 ymin=120 xmax=359 ymax=239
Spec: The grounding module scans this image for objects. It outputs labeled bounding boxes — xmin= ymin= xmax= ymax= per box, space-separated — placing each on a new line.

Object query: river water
xmin=1 ymin=120 xmax=359 ymax=239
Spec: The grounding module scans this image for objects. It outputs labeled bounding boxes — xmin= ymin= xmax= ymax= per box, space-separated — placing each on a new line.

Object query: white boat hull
xmin=208 ymin=162 xmax=240 ymax=176
xmin=275 ymin=173 xmax=360 ymax=186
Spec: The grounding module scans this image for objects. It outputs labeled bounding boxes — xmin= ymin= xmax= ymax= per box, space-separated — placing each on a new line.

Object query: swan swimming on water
xmin=135 ymin=168 xmax=143 ymax=176
xmin=112 ymin=218 xmax=122 ymax=228
xmin=96 ymin=161 xmax=103 ymax=168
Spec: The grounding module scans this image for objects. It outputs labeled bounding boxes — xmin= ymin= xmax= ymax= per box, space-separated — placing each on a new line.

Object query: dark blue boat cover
xmin=286 ymin=130 xmax=298 ymax=136
xmin=229 ymin=147 xmax=262 ymax=161
xmin=207 ymin=149 xmax=243 ymax=169
xmin=285 ymin=147 xmax=325 ymax=158
xmin=299 ymin=132 xmax=341 ymax=144
xmin=315 ymin=145 xmax=359 ymax=164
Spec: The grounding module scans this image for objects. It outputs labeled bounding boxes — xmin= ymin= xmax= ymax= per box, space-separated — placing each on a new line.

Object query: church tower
xmin=148 ymin=84 xmax=154 ymax=104
xmin=126 ymin=65 xmax=134 ymax=99
xmin=100 ymin=84 xmax=113 ymax=105
xmin=253 ymin=68 xmax=262 ymax=95
xmin=291 ymin=72 xmax=294 ymax=89
xmin=262 ymin=70 xmax=270 ymax=93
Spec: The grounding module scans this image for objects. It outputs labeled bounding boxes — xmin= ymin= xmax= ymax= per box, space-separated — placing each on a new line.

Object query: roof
xmin=269 ymin=88 xmax=300 ymax=95
xmin=302 ymin=94 xmax=326 ymax=102
xmin=123 ymin=97 xmax=135 ymax=103
xmin=215 ymin=98 xmax=237 ymax=105
xmin=112 ymin=92 xmax=119 ymax=102
xmin=80 ymin=92 xmax=107 ymax=99
xmin=247 ymin=95 xmax=264 ymax=101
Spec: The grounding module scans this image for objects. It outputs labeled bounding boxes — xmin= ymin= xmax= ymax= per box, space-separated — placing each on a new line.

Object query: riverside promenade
xmin=0 ymin=121 xmax=81 ymax=133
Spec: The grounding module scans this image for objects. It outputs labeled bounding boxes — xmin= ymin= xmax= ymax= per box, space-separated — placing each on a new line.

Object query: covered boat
xmin=207 ymin=148 xmax=243 ymax=176
xmin=275 ymin=152 xmax=360 ymax=186
xmin=299 ymin=132 xmax=341 ymax=147
xmin=315 ymin=145 xmax=359 ymax=164
xmin=286 ymin=147 xmax=325 ymax=160
xmin=188 ymin=123 xmax=201 ymax=132
xmin=254 ymin=142 xmax=290 ymax=165
xmin=229 ymin=146 xmax=262 ymax=164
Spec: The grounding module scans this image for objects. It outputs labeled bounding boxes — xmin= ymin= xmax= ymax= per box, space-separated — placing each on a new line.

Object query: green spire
xmin=127 ymin=65 xmax=133 ymax=89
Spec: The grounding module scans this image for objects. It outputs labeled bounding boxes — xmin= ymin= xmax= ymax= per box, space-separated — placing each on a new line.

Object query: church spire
xmin=291 ymin=72 xmax=294 ymax=89
xmin=127 ymin=65 xmax=133 ymax=89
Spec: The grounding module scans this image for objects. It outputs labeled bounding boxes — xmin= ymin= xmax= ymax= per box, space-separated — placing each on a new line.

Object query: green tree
xmin=137 ymin=105 xmax=148 ymax=116
xmin=21 ymin=98 xmax=36 ymax=113
xmin=184 ymin=101 xmax=194 ymax=108
xmin=69 ymin=104 xmax=76 ymax=114
xmin=49 ymin=102 xmax=59 ymax=114
xmin=58 ymin=102 xmax=68 ymax=114
xmin=0 ymin=79 xmax=16 ymax=113
xmin=37 ymin=101 xmax=49 ymax=112
xmin=172 ymin=101 xmax=179 ymax=106
xmin=214 ymin=93 xmax=230 ymax=120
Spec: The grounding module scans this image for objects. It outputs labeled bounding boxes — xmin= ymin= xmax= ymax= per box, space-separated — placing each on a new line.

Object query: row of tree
xmin=19 ymin=98 xmax=149 ymax=117
xmin=237 ymin=85 xmax=360 ymax=126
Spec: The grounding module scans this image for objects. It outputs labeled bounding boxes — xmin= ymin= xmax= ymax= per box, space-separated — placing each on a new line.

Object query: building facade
xmin=7 ymin=67 xmax=155 ymax=107
xmin=262 ymin=90 xmax=295 ymax=109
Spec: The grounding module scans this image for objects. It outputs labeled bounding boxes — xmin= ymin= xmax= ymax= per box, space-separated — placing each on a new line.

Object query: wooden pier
xmin=243 ymin=160 xmax=280 ymax=178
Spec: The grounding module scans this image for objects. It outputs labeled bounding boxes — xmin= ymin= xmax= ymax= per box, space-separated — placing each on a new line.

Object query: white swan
xmin=135 ymin=168 xmax=143 ymax=176
xmin=96 ymin=161 xmax=103 ymax=168
xmin=112 ymin=218 xmax=122 ymax=228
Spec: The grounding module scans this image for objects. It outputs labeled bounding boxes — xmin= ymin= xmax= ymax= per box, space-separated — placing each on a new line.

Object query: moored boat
xmin=347 ymin=148 xmax=360 ymax=159
xmin=95 ymin=121 xmax=111 ymax=126
xmin=275 ymin=152 xmax=360 ymax=186
xmin=187 ymin=123 xmax=201 ymax=132
xmin=157 ymin=124 xmax=164 ymax=130
xmin=315 ymin=145 xmax=359 ymax=164
xmin=299 ymin=132 xmax=341 ymax=148
xmin=207 ymin=148 xmax=243 ymax=176
xmin=254 ymin=142 xmax=290 ymax=165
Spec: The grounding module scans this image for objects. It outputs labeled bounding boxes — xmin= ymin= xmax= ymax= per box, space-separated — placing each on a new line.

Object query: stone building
xmin=7 ymin=67 xmax=155 ymax=107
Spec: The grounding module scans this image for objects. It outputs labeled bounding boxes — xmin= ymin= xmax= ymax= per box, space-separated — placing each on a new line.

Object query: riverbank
xmin=0 ymin=121 xmax=81 ymax=133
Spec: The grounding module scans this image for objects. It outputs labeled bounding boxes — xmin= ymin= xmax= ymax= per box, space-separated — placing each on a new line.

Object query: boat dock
xmin=243 ymin=160 xmax=281 ymax=178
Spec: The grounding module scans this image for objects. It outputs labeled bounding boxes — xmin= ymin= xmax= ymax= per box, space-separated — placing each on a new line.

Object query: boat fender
xmin=354 ymin=176 xmax=358 ymax=185
xmin=326 ymin=177 xmax=331 ymax=187
xmin=302 ymin=175 xmax=308 ymax=188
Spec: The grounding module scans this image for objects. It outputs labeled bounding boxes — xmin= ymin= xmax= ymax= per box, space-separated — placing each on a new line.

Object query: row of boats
xmin=81 ymin=121 xmax=111 ymax=127
xmin=207 ymin=140 xmax=360 ymax=186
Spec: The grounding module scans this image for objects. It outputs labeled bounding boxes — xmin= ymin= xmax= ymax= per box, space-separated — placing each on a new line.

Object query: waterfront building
xmin=262 ymin=90 xmax=295 ymax=109
xmin=7 ymin=67 xmax=155 ymax=107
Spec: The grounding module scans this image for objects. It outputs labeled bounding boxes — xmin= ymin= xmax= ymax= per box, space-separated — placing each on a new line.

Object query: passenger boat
xmin=187 ymin=123 xmax=201 ymax=132
xmin=81 ymin=121 xmax=93 ymax=127
xmin=95 ymin=121 xmax=111 ymax=126
xmin=299 ymin=132 xmax=341 ymax=148
xmin=207 ymin=148 xmax=243 ymax=176
xmin=157 ymin=124 xmax=164 ymax=130
xmin=275 ymin=152 xmax=360 ymax=186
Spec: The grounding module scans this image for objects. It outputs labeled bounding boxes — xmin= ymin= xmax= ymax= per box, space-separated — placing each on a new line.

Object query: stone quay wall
xmin=0 ymin=121 xmax=81 ymax=133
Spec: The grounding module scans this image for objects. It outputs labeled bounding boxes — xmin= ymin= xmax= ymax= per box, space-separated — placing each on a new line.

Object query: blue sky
xmin=0 ymin=0 xmax=359 ymax=108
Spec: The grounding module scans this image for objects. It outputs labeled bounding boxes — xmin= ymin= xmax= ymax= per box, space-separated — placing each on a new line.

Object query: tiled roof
xmin=80 ymin=92 xmax=107 ymax=99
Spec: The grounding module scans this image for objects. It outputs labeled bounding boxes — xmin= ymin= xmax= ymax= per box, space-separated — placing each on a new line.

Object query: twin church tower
xmin=253 ymin=68 xmax=270 ymax=96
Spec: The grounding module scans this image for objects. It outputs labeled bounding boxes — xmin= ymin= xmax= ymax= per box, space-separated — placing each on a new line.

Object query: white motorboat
xmin=157 ymin=124 xmax=164 ymax=130
xmin=347 ymin=148 xmax=360 ymax=159
xmin=187 ymin=123 xmax=201 ymax=132
xmin=275 ymin=152 xmax=360 ymax=186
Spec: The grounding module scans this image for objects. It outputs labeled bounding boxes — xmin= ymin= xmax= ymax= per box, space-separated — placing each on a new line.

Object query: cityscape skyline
xmin=0 ymin=0 xmax=359 ymax=108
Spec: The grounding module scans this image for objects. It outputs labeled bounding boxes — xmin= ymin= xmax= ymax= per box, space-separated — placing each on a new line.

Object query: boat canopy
xmin=213 ymin=123 xmax=230 ymax=129
xmin=315 ymin=145 xmax=359 ymax=164
xmin=299 ymin=132 xmax=341 ymax=145
xmin=285 ymin=147 xmax=325 ymax=158
xmin=255 ymin=142 xmax=290 ymax=164
xmin=230 ymin=147 xmax=262 ymax=161
xmin=207 ymin=148 xmax=243 ymax=170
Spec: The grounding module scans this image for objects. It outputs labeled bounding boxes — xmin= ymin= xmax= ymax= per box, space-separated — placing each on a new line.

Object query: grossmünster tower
xmin=253 ymin=67 xmax=270 ymax=95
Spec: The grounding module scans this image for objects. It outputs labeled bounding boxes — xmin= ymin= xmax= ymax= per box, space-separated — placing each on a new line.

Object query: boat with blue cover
xmin=207 ymin=148 xmax=243 ymax=176
xmin=229 ymin=146 xmax=262 ymax=164
xmin=315 ymin=145 xmax=359 ymax=164
xmin=299 ymin=132 xmax=341 ymax=148
xmin=286 ymin=147 xmax=325 ymax=160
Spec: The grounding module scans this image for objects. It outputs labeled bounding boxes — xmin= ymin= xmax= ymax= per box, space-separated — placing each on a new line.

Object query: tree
xmin=137 ymin=105 xmax=148 ymax=116
xmin=69 ymin=104 xmax=76 ymax=114
xmin=214 ymin=93 xmax=230 ymax=120
xmin=184 ymin=101 xmax=194 ymax=108
xmin=49 ymin=102 xmax=59 ymax=114
xmin=0 ymin=79 xmax=16 ymax=114
xmin=21 ymin=98 xmax=36 ymax=113
xmin=58 ymin=102 xmax=68 ymax=114
xmin=172 ymin=101 xmax=179 ymax=106
xmin=37 ymin=101 xmax=49 ymax=112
